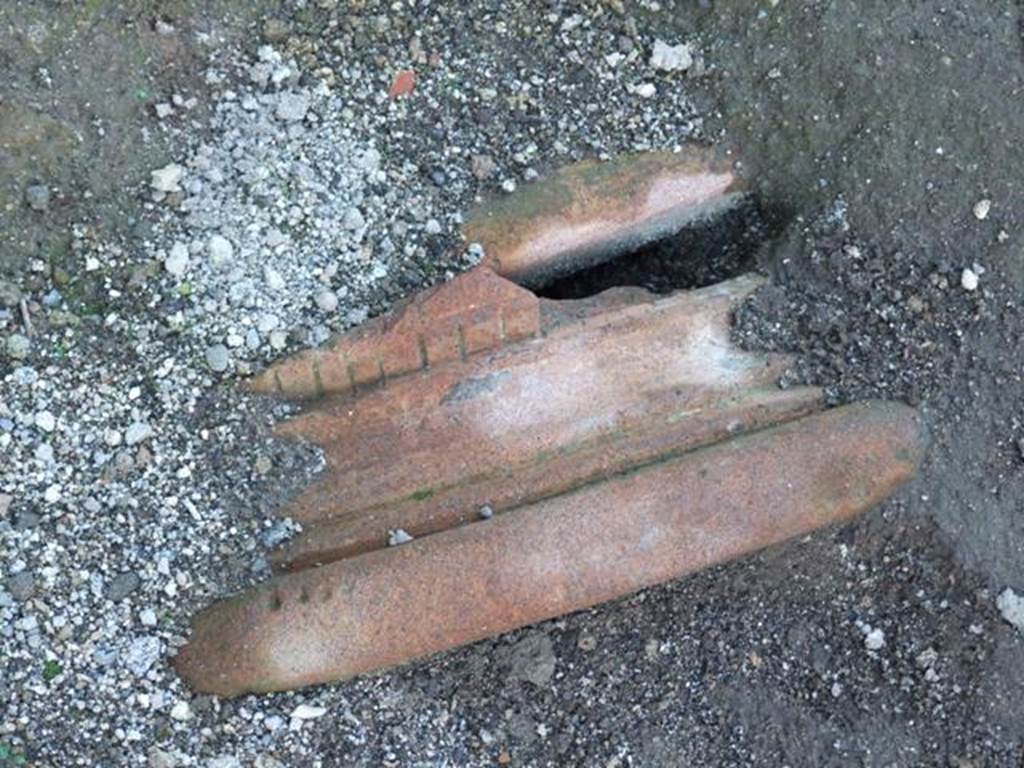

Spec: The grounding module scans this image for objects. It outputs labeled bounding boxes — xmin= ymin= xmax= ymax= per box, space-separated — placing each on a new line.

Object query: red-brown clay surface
xmin=464 ymin=147 xmax=746 ymax=286
xmin=174 ymin=402 xmax=925 ymax=697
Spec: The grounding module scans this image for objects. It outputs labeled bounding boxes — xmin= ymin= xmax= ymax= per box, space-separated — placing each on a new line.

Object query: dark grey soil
xmin=0 ymin=1 xmax=273 ymax=274
xmin=3 ymin=1 xmax=1024 ymax=766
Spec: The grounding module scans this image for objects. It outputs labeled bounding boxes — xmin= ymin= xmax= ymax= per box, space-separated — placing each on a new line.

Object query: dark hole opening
xmin=535 ymin=197 xmax=771 ymax=299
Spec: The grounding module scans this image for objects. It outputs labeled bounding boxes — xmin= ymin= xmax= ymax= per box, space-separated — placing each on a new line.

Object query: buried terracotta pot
xmin=173 ymin=148 xmax=925 ymax=697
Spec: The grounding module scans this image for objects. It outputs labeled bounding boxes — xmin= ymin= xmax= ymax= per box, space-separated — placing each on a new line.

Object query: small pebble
xmin=207 ymin=235 xmax=234 ymax=265
xmin=961 ymin=267 xmax=979 ymax=292
xmin=35 ymin=411 xmax=56 ymax=433
xmin=125 ymin=422 xmax=153 ymax=446
xmin=471 ymin=154 xmax=497 ymax=180
xmin=388 ymin=529 xmax=414 ymax=546
xmin=148 ymin=748 xmax=178 ymax=768
xmin=205 ymin=344 xmax=230 ymax=372
xmin=864 ymin=627 xmax=886 ymax=651
xmin=915 ymin=647 xmax=938 ymax=669
xmin=269 ymin=330 xmax=288 ymax=350
xmin=150 ymin=163 xmax=185 ymax=193
xmin=106 ymin=572 xmax=141 ymax=602
xmin=275 ymin=92 xmax=310 ymax=122
xmin=125 ymin=636 xmax=162 ymax=677
xmin=342 ymin=207 xmax=365 ymax=232
xmin=263 ymin=267 xmax=286 ymax=291
xmin=7 ymin=571 xmax=35 ymax=602
xmin=650 ymin=39 xmax=693 ymax=72
xmin=6 ymin=334 xmax=31 ymax=360
xmin=164 ymin=242 xmax=190 ymax=277
xmin=973 ymin=198 xmax=992 ymax=221
xmin=24 ymin=184 xmax=50 ymax=212
xmin=314 ymin=290 xmax=338 ymax=313
xmin=388 ymin=69 xmax=416 ymax=99
xmin=290 ymin=704 xmax=327 ymax=720
xmin=997 ymin=587 xmax=1024 ymax=632
xmin=262 ymin=18 xmax=290 ymax=43
xmin=0 ymin=279 xmax=22 ymax=307
xmin=13 ymin=510 xmax=40 ymax=531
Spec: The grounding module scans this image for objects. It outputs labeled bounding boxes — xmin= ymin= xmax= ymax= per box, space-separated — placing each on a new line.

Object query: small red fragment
xmin=388 ymin=69 xmax=416 ymax=99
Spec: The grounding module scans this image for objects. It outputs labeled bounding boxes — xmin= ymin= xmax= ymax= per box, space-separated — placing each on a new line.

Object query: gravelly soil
xmin=2 ymin=1 xmax=1024 ymax=766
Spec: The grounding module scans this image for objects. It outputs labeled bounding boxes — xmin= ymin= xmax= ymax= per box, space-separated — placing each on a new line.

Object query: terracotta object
xmin=463 ymin=146 xmax=746 ymax=286
xmin=174 ymin=149 xmax=925 ymax=697
xmin=388 ymin=69 xmax=416 ymax=99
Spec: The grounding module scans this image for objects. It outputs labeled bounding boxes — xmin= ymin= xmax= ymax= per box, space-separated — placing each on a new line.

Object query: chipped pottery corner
xmin=173 ymin=145 xmax=926 ymax=698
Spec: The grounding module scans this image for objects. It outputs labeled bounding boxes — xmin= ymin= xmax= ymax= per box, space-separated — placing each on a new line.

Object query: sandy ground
xmin=2 ymin=1 xmax=1024 ymax=766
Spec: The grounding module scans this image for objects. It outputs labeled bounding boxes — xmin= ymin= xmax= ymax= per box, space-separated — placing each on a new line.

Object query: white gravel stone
xmin=164 ymin=242 xmax=190 ymax=276
xmin=315 ymin=290 xmax=338 ymax=313
xmin=961 ymin=267 xmax=979 ymax=292
xmin=290 ymin=704 xmax=327 ymax=720
xmin=35 ymin=411 xmax=56 ymax=432
xmin=169 ymin=701 xmax=192 ymax=721
xmin=275 ymin=91 xmax=309 ymax=122
xmin=864 ymin=627 xmax=886 ymax=651
xmin=997 ymin=587 xmax=1024 ymax=632
xmin=125 ymin=422 xmax=153 ymax=446
xmin=388 ymin=528 xmax=414 ymax=546
xmin=257 ymin=313 xmax=280 ymax=333
xmin=342 ymin=207 xmax=365 ymax=232
xmin=263 ymin=266 xmax=286 ymax=291
xmin=973 ymin=198 xmax=992 ymax=220
xmin=150 ymin=163 xmax=185 ymax=193
xmin=207 ymin=235 xmax=234 ymax=265
xmin=650 ymin=39 xmax=693 ymax=72
xmin=205 ymin=344 xmax=230 ymax=372
xmin=269 ymin=330 xmax=288 ymax=350
xmin=125 ymin=636 xmax=162 ymax=676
